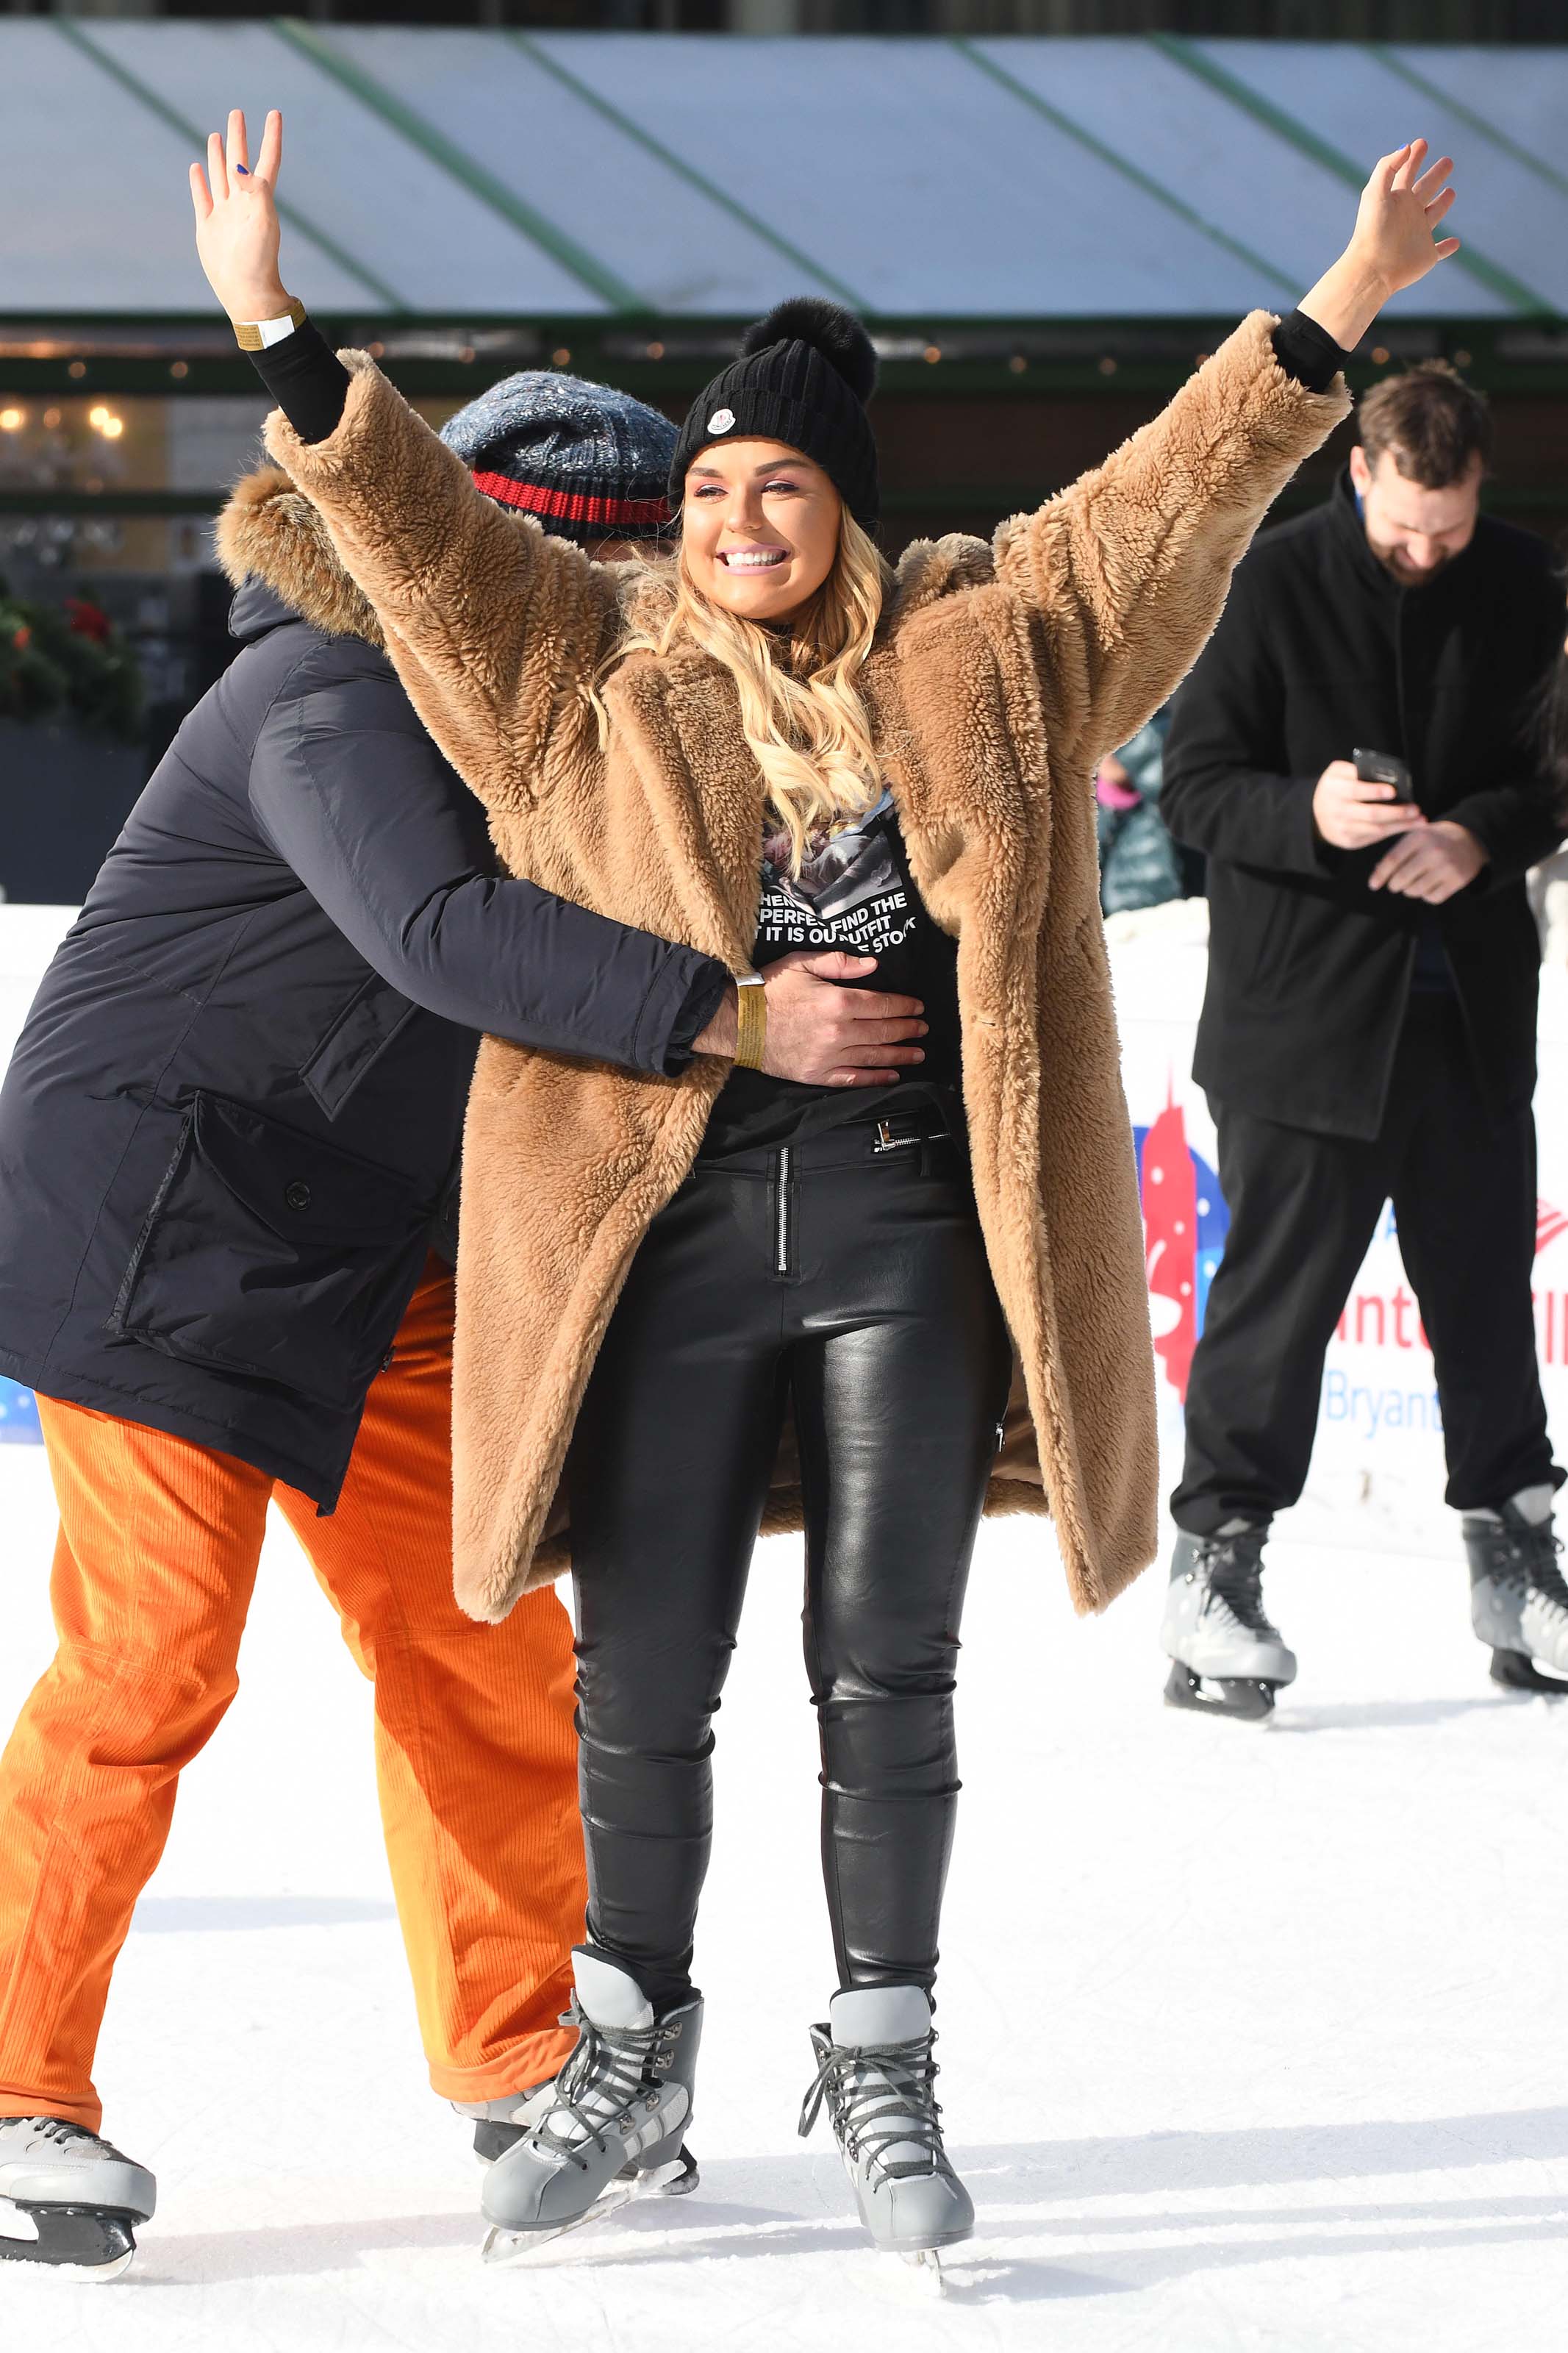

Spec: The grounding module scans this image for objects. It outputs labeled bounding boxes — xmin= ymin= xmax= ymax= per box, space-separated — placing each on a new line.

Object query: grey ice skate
xmin=479 ymin=1949 xmax=702 ymax=2262
xmin=1161 ymin=1524 xmax=1297 ymax=1722
xmin=798 ymin=1984 xmax=972 ymax=2286
xmin=451 ymin=2079 xmax=556 ymax=2165
xmin=1464 ymin=1487 xmax=1568 ymax=1694
xmin=0 ymin=2116 xmax=155 ymax=2280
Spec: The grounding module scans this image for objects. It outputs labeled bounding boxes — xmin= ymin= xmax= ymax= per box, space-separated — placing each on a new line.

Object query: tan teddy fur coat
xmin=253 ymin=315 xmax=1348 ymax=1624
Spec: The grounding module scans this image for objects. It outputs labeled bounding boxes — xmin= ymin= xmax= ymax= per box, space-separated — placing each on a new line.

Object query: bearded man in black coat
xmin=1158 ymin=361 xmax=1568 ymax=1722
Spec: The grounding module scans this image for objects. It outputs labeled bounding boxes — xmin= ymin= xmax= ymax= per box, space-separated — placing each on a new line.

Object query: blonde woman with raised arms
xmin=192 ymin=110 xmax=1459 ymax=2274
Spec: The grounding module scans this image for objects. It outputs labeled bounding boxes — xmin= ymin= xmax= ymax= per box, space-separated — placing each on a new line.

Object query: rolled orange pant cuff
xmin=427 ymin=2027 xmax=575 ymax=2105
xmin=0 ymin=2089 xmax=102 ymax=2132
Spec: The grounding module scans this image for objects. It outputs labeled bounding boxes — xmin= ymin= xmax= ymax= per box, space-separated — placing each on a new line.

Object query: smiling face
xmin=1350 ymin=443 xmax=1483 ymax=586
xmin=679 ymin=438 xmax=842 ymax=625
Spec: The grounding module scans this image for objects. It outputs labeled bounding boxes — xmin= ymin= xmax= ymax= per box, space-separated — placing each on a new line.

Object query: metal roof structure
xmin=4 ymin=25 xmax=1568 ymax=322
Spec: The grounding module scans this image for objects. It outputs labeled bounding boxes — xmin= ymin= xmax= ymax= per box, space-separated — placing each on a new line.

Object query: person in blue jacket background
xmin=1095 ymin=707 xmax=1198 ymax=916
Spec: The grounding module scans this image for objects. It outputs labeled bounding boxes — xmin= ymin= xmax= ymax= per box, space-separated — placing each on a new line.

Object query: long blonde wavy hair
xmin=595 ymin=508 xmax=895 ymax=874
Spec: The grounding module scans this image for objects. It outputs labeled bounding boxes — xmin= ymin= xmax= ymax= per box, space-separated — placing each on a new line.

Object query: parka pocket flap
xmin=107 ymin=1093 xmax=429 ymax=1410
xmin=188 ymin=1093 xmax=422 ymax=1247
xmin=301 ymin=975 xmax=418 ymax=1121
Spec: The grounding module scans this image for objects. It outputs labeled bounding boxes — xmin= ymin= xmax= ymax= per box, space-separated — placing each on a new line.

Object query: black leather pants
xmin=563 ymin=1110 xmax=1013 ymax=2013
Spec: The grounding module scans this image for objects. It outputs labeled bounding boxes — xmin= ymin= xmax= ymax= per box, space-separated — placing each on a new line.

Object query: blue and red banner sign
xmin=0 ymin=1379 xmax=41 ymax=1445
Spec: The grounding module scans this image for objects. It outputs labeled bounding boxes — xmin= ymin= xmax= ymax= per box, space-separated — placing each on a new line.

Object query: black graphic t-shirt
xmin=701 ymin=790 xmax=962 ymax=1161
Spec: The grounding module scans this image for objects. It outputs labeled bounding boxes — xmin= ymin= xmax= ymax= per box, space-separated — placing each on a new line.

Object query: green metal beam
xmin=6 ymin=314 xmax=1562 ymax=402
xmin=954 ymin=40 xmax=1298 ymax=303
xmin=1370 ymin=46 xmax=1568 ymax=210
xmin=0 ymin=489 xmax=226 ymax=518
xmin=10 ymin=482 xmax=1568 ymax=522
xmin=1151 ymin=33 xmax=1556 ymax=319
xmin=511 ymin=35 xmax=866 ymax=313
xmin=53 ymin=17 xmax=406 ymax=315
xmin=271 ymin=18 xmax=640 ymax=315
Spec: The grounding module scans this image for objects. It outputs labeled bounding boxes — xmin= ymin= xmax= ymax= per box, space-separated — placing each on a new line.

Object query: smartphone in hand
xmin=1353 ymin=748 xmax=1413 ymax=795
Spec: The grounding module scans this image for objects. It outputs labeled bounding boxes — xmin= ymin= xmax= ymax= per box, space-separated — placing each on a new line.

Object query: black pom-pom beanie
xmin=668 ymin=298 xmax=880 ymax=531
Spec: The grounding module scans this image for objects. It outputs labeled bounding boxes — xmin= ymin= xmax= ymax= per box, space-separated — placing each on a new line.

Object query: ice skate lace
xmin=1195 ymin=1538 xmax=1281 ymax=1640
xmin=17 ymin=2118 xmax=108 ymax=2154
xmin=1489 ymin=1521 xmax=1568 ymax=1621
xmin=529 ymin=2003 xmax=676 ymax=2173
xmin=798 ymin=2031 xmax=953 ymax=2185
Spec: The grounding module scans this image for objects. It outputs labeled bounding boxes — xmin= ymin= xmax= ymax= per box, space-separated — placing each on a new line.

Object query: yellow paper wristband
xmin=734 ymin=974 xmax=767 ymax=1071
xmin=234 ymin=299 xmax=307 ymax=352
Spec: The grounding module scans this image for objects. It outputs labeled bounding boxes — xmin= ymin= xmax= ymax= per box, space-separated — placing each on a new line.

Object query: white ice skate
xmin=1161 ymin=1525 xmax=1297 ymax=1723
xmin=479 ymin=1949 xmax=701 ymax=2263
xmin=1464 ymin=1489 xmax=1568 ymax=1695
xmin=0 ymin=2116 xmax=155 ymax=2281
xmin=799 ymin=1985 xmax=973 ymax=2290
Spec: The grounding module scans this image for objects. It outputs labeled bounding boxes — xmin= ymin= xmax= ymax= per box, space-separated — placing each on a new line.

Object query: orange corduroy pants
xmin=0 ymin=1259 xmax=584 ymax=2132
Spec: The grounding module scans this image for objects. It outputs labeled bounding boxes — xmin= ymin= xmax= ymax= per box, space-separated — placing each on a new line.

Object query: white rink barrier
xmin=2 ymin=900 xmax=1564 ymax=1558
xmin=1110 ymin=896 xmax=1568 ymax=1563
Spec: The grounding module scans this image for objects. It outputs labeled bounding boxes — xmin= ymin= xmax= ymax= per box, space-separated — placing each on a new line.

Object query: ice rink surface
xmin=1 ymin=1442 xmax=1566 ymax=2352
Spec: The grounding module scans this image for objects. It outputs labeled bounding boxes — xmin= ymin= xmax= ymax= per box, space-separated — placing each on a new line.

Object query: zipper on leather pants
xmin=773 ymin=1145 xmax=795 ymax=1278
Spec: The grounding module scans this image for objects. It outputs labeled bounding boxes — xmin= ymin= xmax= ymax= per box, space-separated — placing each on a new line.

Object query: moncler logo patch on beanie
xmin=670 ymin=299 xmax=880 ymax=532
xmin=440 ymin=370 xmax=676 ymax=547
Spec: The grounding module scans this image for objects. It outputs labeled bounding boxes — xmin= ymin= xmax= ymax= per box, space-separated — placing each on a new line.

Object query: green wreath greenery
xmin=0 ymin=579 xmax=143 ymax=744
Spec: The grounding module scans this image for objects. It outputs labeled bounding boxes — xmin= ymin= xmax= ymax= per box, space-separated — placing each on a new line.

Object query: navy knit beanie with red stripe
xmin=439 ymin=371 xmax=676 ymax=546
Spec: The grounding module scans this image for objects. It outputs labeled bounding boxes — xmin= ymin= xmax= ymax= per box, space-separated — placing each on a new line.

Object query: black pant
xmin=1173 ymin=996 xmax=1556 ymax=1536
xmin=563 ymin=1113 xmax=1013 ymax=2014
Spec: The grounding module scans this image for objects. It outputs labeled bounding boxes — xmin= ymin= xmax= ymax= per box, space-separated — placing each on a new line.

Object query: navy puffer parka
xmin=0 ymin=468 xmax=726 ymax=1508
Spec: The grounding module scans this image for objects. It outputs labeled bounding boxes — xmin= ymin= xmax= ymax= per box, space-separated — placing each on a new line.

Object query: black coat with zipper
xmin=1161 ymin=469 xmax=1564 ymax=1140
xmin=0 ymin=574 xmax=723 ymax=1509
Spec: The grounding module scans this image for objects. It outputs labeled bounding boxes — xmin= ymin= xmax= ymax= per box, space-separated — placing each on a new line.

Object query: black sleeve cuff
xmin=248 ymin=318 xmax=351 ymax=444
xmin=659 ymin=959 xmax=733 ymax=1074
xmin=1271 ymin=308 xmax=1350 ymax=396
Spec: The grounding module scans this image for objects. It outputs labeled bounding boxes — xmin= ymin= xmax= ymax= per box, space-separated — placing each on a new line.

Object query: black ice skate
xmin=1464 ymin=1489 xmax=1568 ymax=1695
xmin=1161 ymin=1525 xmax=1297 ymax=1723
xmin=479 ymin=1948 xmax=701 ymax=2263
xmin=0 ymin=2116 xmax=155 ymax=2281
xmin=799 ymin=1985 xmax=973 ymax=2291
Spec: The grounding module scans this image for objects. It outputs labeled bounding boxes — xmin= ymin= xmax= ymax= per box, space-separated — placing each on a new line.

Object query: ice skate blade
xmin=479 ymin=2182 xmax=636 ymax=2265
xmin=1164 ymin=1662 xmax=1278 ymax=1723
xmin=1490 ymin=1646 xmax=1568 ymax=1696
xmin=0 ymin=2204 xmax=139 ymax=2280
xmin=884 ymin=2247 xmax=947 ymax=2297
xmin=633 ymin=2146 xmax=698 ymax=2196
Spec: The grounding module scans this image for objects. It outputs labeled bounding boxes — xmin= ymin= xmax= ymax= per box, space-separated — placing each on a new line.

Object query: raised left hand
xmin=1368 ymin=818 xmax=1486 ymax=903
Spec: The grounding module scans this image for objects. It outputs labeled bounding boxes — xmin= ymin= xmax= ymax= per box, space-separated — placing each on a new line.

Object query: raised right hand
xmin=189 ymin=107 xmax=290 ymax=323
xmin=762 ymin=951 xmax=927 ymax=1088
xmin=1312 ymin=759 xmax=1425 ymax=851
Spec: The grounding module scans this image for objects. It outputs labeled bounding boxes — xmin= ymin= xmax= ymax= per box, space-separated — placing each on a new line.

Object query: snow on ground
xmin=1 ymin=1441 xmax=1567 ymax=2352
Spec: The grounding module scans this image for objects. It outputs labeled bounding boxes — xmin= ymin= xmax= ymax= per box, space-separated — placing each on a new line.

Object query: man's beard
xmin=1378 ymin=543 xmax=1456 ymax=585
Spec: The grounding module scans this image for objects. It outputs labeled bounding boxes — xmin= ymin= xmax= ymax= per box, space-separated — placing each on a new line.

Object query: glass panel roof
xmin=3 ymin=26 xmax=1560 ymax=323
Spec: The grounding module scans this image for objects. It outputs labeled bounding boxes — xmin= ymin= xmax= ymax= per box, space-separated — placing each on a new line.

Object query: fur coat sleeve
xmin=992 ymin=311 xmax=1352 ymax=771
xmin=262 ymin=352 xmax=620 ymax=816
